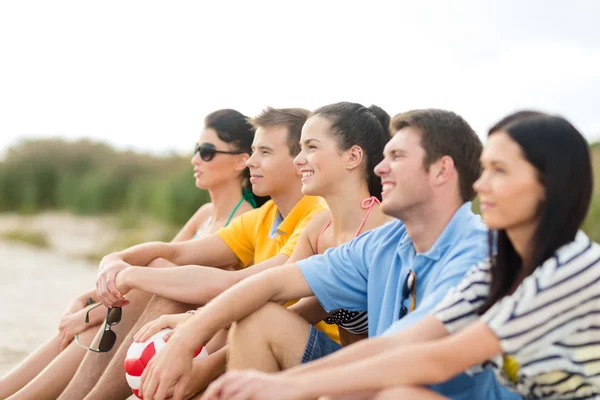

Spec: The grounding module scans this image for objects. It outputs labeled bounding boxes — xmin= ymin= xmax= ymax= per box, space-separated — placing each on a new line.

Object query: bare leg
xmin=57 ymin=288 xmax=153 ymax=400
xmin=58 ymin=258 xmax=174 ymax=400
xmin=227 ymin=302 xmax=311 ymax=372
xmin=371 ymin=387 xmax=447 ymax=399
xmin=5 ymin=326 xmax=98 ymax=400
xmin=83 ymin=295 xmax=194 ymax=400
xmin=0 ymin=335 xmax=61 ymax=399
xmin=319 ymin=387 xmax=446 ymax=400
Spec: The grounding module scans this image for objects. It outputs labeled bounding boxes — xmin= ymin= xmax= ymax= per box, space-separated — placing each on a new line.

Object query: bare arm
xmin=169 ymin=264 xmax=313 ymax=353
xmin=288 ymin=297 xmax=330 ymax=325
xmin=284 ymin=315 xmax=449 ymax=377
xmin=295 ymin=320 xmax=501 ymax=397
xmin=118 ymin=253 xmax=289 ymax=305
xmin=170 ymin=204 xmax=212 ymax=242
xmin=105 ymin=233 xmax=239 ymax=268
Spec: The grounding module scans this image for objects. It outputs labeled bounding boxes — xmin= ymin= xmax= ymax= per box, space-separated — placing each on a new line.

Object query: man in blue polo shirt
xmin=138 ymin=109 xmax=519 ymax=400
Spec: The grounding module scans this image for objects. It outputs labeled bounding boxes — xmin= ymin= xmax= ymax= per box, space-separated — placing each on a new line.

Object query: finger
xmin=106 ymin=269 xmax=124 ymax=300
xmin=138 ymin=320 xmax=163 ymax=343
xmin=154 ymin=371 xmax=175 ymax=400
xmin=210 ymin=373 xmax=242 ymax=400
xmin=99 ymin=271 xmax=121 ymax=306
xmin=142 ymin=363 xmax=160 ymax=400
xmin=220 ymin=374 xmax=247 ymax=400
xmin=163 ymin=329 xmax=175 ymax=342
xmin=201 ymin=378 xmax=225 ymax=400
xmin=173 ymin=374 xmax=190 ymax=400
xmin=134 ymin=321 xmax=153 ymax=342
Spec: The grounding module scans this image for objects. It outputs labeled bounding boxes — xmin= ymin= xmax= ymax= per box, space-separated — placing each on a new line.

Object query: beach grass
xmin=0 ymin=229 xmax=50 ymax=248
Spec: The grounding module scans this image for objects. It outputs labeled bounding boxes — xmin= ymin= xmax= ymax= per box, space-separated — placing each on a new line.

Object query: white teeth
xmin=302 ymin=171 xmax=314 ymax=178
xmin=382 ymin=183 xmax=394 ymax=190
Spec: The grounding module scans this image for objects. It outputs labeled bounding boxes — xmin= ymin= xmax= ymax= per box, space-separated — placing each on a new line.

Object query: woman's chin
xmin=301 ymin=184 xmax=318 ymax=197
xmin=194 ymin=179 xmax=208 ymax=190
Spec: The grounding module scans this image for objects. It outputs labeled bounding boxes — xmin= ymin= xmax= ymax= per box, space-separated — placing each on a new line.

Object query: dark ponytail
xmin=312 ymin=102 xmax=389 ymax=200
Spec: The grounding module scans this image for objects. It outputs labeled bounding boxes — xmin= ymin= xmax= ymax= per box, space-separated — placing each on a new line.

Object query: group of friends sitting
xmin=0 ymin=103 xmax=598 ymax=400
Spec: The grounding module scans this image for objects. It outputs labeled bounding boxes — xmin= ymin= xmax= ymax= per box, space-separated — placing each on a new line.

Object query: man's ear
xmin=346 ymin=145 xmax=364 ymax=171
xmin=431 ymin=155 xmax=455 ymax=186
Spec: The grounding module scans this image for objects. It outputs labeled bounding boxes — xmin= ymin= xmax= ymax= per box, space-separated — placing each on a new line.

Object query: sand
xmin=0 ymin=212 xmax=110 ymax=376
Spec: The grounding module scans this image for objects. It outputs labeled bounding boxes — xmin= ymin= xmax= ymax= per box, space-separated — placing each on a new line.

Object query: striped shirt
xmin=435 ymin=231 xmax=600 ymax=399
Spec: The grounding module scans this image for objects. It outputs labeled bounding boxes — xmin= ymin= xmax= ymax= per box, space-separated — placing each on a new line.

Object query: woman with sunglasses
xmin=130 ymin=102 xmax=393 ymax=398
xmin=0 ymin=109 xmax=261 ymax=400
xmin=237 ymin=111 xmax=599 ymax=400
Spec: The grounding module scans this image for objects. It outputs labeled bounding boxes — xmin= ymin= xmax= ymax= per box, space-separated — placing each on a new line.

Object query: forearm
xmin=113 ymin=241 xmax=176 ymax=267
xmin=171 ymin=266 xmax=309 ymax=352
xmin=285 ymin=315 xmax=449 ymax=378
xmin=124 ymin=266 xmax=242 ymax=305
xmin=284 ymin=335 xmax=392 ymax=377
xmin=299 ymin=343 xmax=455 ymax=397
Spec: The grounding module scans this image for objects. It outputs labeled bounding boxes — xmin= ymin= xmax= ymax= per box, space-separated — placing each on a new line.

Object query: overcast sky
xmin=1 ymin=0 xmax=599 ymax=156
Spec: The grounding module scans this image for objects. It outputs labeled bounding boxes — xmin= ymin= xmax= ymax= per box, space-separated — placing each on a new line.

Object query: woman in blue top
xmin=0 ymin=109 xmax=261 ymax=400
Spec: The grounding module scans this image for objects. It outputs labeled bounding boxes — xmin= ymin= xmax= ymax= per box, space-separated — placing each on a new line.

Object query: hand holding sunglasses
xmin=75 ymin=304 xmax=122 ymax=352
xmin=194 ymin=143 xmax=243 ymax=162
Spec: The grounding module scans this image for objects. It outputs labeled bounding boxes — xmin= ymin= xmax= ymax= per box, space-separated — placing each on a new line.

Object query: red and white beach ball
xmin=124 ymin=328 xmax=208 ymax=399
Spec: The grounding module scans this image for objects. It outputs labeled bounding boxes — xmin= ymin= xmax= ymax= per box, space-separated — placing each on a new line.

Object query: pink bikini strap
xmin=354 ymin=196 xmax=380 ymax=237
xmin=315 ymin=220 xmax=333 ymax=255
xmin=315 ymin=196 xmax=380 ymax=254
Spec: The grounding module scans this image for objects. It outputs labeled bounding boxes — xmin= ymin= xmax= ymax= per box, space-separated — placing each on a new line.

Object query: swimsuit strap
xmin=354 ymin=196 xmax=380 ymax=237
xmin=315 ymin=196 xmax=380 ymax=254
xmin=314 ymin=220 xmax=333 ymax=254
xmin=224 ymin=197 xmax=245 ymax=227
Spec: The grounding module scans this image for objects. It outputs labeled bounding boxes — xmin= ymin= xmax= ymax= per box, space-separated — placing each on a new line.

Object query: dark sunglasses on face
xmin=194 ymin=143 xmax=243 ymax=162
xmin=399 ymin=270 xmax=417 ymax=319
xmin=74 ymin=304 xmax=122 ymax=353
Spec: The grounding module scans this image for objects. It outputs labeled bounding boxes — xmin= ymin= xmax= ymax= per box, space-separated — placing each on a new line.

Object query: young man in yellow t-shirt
xmin=58 ymin=108 xmax=333 ymax=400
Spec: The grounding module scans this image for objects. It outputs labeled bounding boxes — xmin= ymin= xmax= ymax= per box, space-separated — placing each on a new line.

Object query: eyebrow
xmin=384 ymin=148 xmax=407 ymax=157
xmin=252 ymin=145 xmax=274 ymax=152
xmin=481 ymin=158 xmax=509 ymax=167
xmin=300 ymin=138 xmax=321 ymax=146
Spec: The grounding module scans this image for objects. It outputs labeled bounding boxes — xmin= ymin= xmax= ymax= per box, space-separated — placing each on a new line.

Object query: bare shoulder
xmin=188 ymin=202 xmax=214 ymax=226
xmin=303 ymin=209 xmax=332 ymax=242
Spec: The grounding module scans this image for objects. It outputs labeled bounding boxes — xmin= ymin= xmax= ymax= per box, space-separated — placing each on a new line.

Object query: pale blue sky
xmin=1 ymin=0 xmax=599 ymax=156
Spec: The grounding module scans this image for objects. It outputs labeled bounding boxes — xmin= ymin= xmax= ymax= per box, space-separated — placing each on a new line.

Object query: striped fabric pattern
xmin=324 ymin=309 xmax=369 ymax=335
xmin=434 ymin=231 xmax=600 ymax=399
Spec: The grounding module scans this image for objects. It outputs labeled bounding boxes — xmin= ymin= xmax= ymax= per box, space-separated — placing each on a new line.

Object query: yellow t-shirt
xmin=217 ymin=196 xmax=340 ymax=343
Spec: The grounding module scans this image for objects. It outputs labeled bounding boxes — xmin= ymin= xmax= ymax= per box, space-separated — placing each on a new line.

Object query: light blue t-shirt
xmin=297 ymin=202 xmax=521 ymax=400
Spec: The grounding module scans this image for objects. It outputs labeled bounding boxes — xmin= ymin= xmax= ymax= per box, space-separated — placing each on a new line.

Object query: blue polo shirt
xmin=297 ymin=202 xmax=521 ymax=400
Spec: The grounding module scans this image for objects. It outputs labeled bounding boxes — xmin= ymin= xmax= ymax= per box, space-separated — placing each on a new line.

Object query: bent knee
xmin=147 ymin=257 xmax=175 ymax=268
xmin=229 ymin=303 xmax=287 ymax=337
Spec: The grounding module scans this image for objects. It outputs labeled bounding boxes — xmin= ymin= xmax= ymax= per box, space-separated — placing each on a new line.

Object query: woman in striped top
xmin=271 ymin=111 xmax=598 ymax=400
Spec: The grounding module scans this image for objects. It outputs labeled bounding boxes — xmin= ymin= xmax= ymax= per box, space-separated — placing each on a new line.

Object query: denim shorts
xmin=301 ymin=325 xmax=343 ymax=363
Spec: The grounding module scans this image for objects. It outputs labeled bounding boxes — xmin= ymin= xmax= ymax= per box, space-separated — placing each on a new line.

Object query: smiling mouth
xmin=301 ymin=171 xmax=314 ymax=178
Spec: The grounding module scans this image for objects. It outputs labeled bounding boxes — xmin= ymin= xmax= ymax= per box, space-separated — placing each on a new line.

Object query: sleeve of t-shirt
xmin=278 ymin=206 xmax=324 ymax=258
xmin=215 ymin=208 xmax=260 ymax=266
xmin=383 ymin=254 xmax=490 ymax=337
xmin=430 ymin=260 xmax=492 ymax=334
xmin=297 ymin=230 xmax=372 ymax=313
xmin=481 ymin=249 xmax=600 ymax=356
